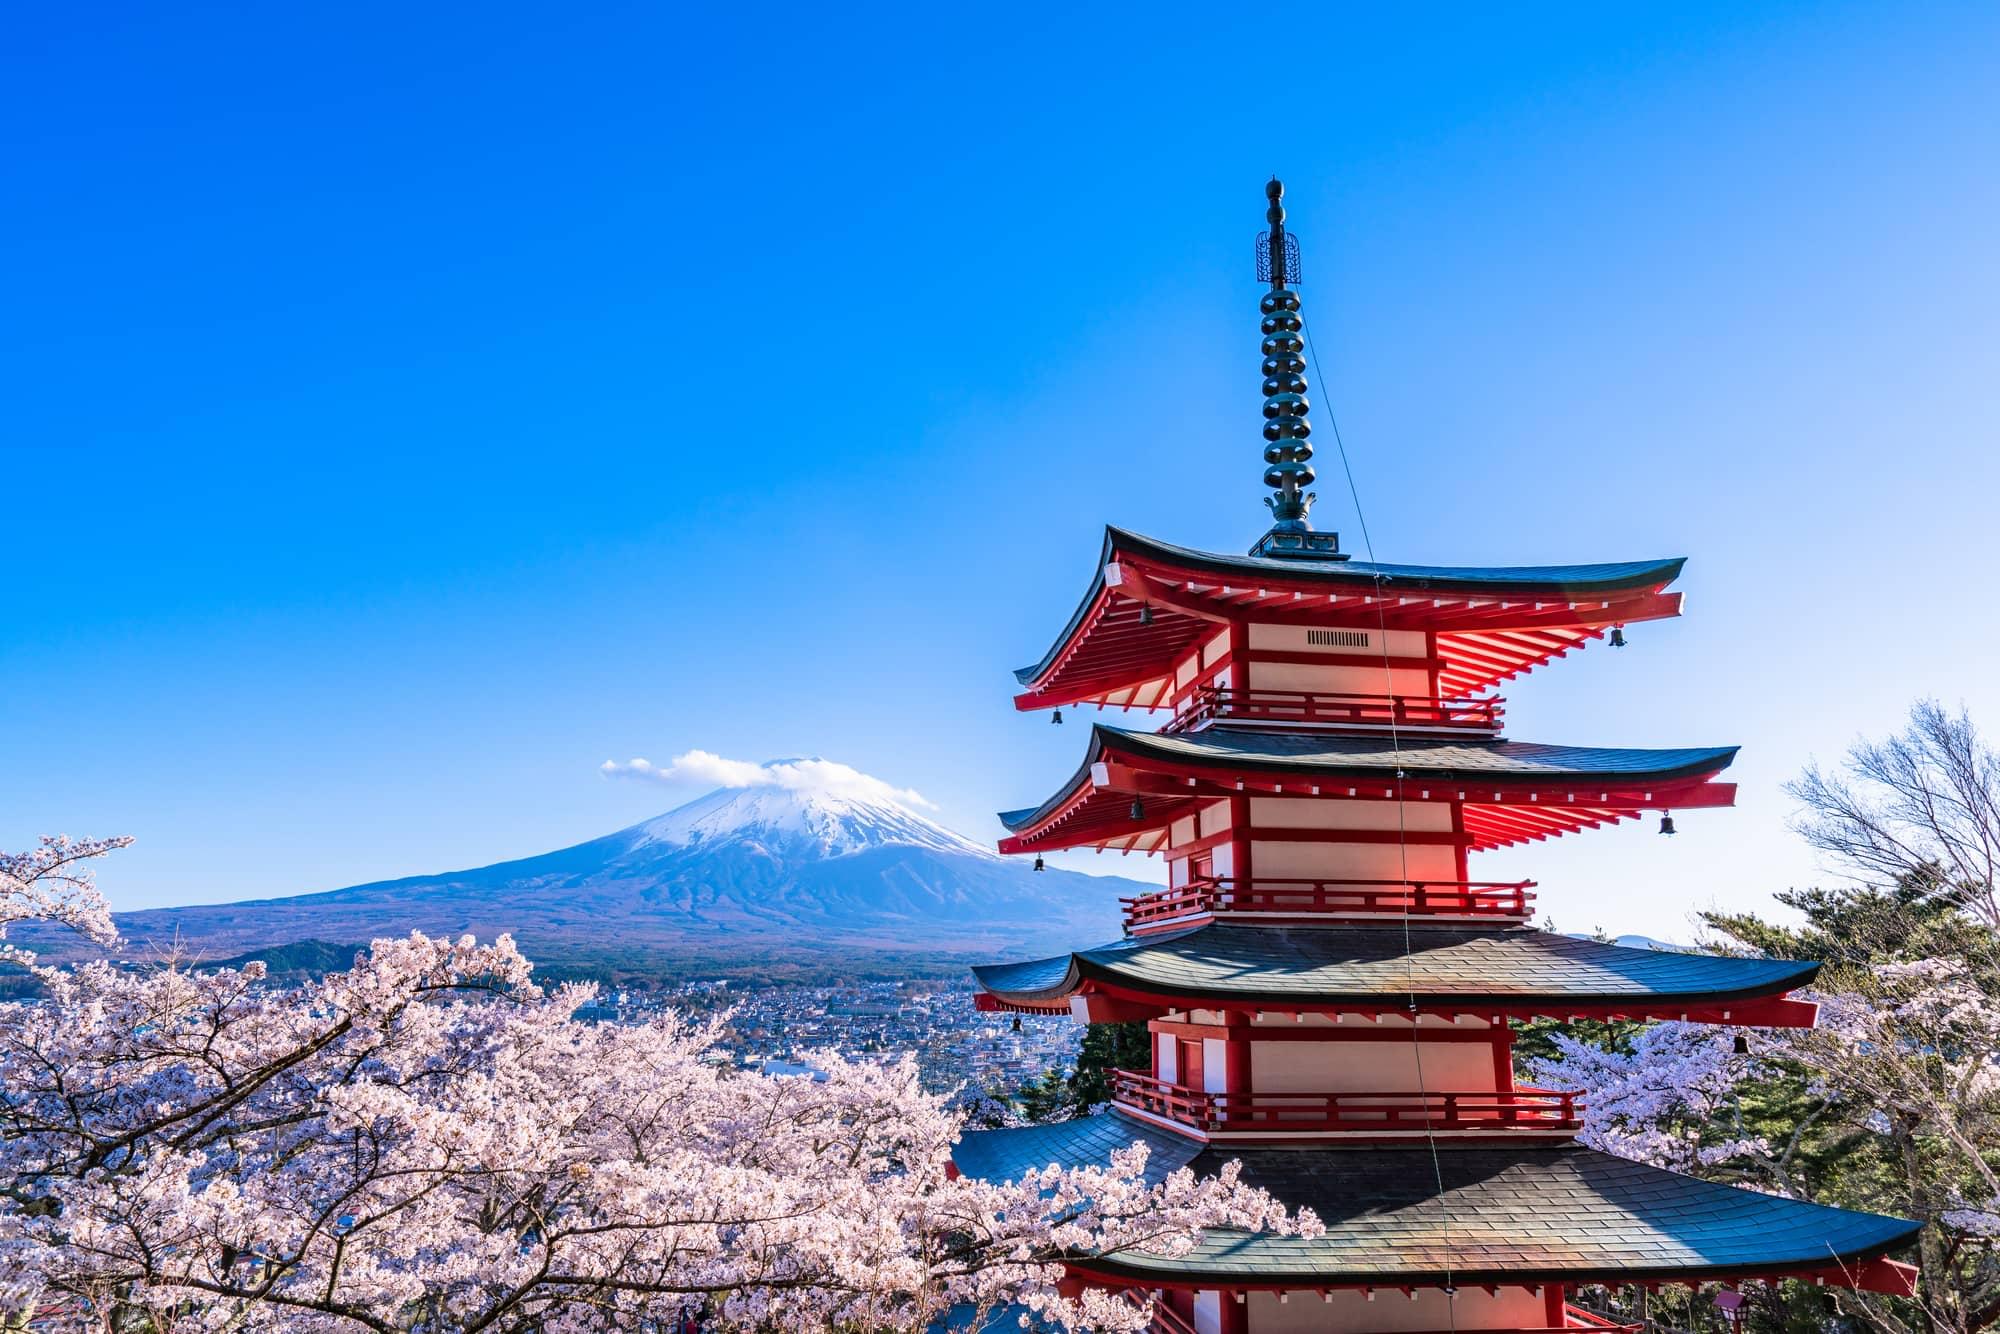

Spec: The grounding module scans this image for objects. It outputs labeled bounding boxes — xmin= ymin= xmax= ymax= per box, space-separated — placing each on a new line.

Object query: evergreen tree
xmin=1068 ymin=1020 xmax=1151 ymax=1113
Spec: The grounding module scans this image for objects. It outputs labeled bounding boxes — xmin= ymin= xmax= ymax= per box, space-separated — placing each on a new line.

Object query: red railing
xmin=1123 ymin=876 xmax=1536 ymax=928
xmin=1121 ymin=1290 xmax=1200 ymax=1334
xmin=1167 ymin=687 xmax=1503 ymax=734
xmin=1121 ymin=1287 xmax=1636 ymax=1332
xmin=1112 ymin=1069 xmax=1582 ymax=1134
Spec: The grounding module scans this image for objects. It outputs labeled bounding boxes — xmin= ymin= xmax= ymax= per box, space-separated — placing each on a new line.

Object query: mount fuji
xmin=82 ymin=770 xmax=1139 ymax=978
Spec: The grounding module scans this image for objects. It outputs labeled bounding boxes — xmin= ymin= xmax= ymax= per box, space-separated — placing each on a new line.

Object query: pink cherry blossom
xmin=0 ymin=837 xmax=1314 ymax=1331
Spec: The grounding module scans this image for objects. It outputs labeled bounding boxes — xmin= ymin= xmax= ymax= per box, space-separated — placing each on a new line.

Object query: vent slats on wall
xmin=1305 ymin=629 xmax=1371 ymax=648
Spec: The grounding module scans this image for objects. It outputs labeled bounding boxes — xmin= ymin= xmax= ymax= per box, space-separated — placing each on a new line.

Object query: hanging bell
xmin=1011 ymin=1014 xmax=1022 ymax=1033
xmin=1033 ymin=855 xmax=1045 ymax=873
xmin=1129 ymin=796 xmax=1146 ymax=821
xmin=1609 ymin=626 xmax=1628 ymax=649
xmin=1051 ymin=709 xmax=1062 ymax=725
xmin=1139 ymin=605 xmax=1154 ymax=627
xmin=1659 ymin=812 xmax=1677 ymax=836
xmin=1732 ymin=1032 xmax=1749 ymax=1055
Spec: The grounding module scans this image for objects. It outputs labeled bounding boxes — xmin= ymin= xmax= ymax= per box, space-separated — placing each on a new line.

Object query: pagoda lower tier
xmin=951 ymin=1117 xmax=1925 ymax=1319
xmin=971 ymin=923 xmax=1820 ymax=1025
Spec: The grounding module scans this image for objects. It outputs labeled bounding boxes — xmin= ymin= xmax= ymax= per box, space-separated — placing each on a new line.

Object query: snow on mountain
xmin=630 ymin=781 xmax=997 ymax=861
xmin=78 ymin=761 xmax=1133 ymax=973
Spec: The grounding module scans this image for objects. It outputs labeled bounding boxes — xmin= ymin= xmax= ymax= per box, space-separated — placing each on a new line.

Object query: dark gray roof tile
xmin=951 ymin=1115 xmax=1920 ymax=1284
xmin=972 ymin=923 xmax=1817 ymax=1007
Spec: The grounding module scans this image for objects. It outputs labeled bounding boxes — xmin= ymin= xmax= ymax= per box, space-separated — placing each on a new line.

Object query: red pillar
xmin=1218 ymin=1288 xmax=1250 ymax=1334
xmin=1223 ymin=1011 xmax=1253 ymax=1094
xmin=1230 ymin=793 xmax=1253 ymax=888
xmin=1492 ymin=1026 xmax=1516 ymax=1093
xmin=1545 ymin=1282 xmax=1569 ymax=1327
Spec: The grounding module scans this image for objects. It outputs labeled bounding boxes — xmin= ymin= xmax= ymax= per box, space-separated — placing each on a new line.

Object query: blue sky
xmin=5 ymin=3 xmax=1996 ymax=938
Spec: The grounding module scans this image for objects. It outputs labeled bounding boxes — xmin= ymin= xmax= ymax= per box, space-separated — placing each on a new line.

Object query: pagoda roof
xmin=951 ymin=1115 xmax=1921 ymax=1291
xmin=971 ymin=922 xmax=1817 ymax=1020
xmin=997 ymin=725 xmax=1738 ymax=854
xmin=1014 ymin=528 xmax=1688 ymax=709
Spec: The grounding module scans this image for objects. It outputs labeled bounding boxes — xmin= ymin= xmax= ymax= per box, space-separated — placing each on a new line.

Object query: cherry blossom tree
xmin=1525 ymin=1021 xmax=1770 ymax=1178
xmin=1534 ymin=705 xmax=2000 ymax=1334
xmin=0 ymin=837 xmax=1316 ymax=1331
xmin=0 ymin=835 xmax=127 ymax=965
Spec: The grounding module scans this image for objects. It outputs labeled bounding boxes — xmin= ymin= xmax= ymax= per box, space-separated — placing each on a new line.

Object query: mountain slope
xmin=85 ymin=779 xmax=1140 ymax=974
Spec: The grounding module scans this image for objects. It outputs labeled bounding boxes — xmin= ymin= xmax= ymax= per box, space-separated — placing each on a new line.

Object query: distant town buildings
xmin=585 ymin=979 xmax=1075 ymax=1096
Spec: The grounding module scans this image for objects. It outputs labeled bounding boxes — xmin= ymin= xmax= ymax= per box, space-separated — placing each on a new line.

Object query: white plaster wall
xmin=1249 ymin=1287 xmax=1544 ymax=1332
xmin=1250 ymin=839 xmax=1459 ymax=881
xmin=1156 ymin=1031 xmax=1177 ymax=1083
xmin=1210 ymin=843 xmax=1236 ymax=877
xmin=1171 ymin=815 xmax=1200 ymax=846
xmin=1202 ymin=1038 xmax=1228 ymax=1093
xmin=1249 ymin=1040 xmax=1496 ymax=1093
xmin=1252 ymin=798 xmax=1453 ymax=832
xmin=1203 ymin=631 xmax=1231 ymax=667
xmin=1248 ymin=661 xmax=1432 ymax=696
xmin=1198 ymin=801 xmax=1233 ymax=839
xmin=1194 ymin=1290 xmax=1222 ymax=1334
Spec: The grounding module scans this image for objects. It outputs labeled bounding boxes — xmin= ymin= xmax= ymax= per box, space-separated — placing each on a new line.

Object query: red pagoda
xmin=951 ymin=181 xmax=1921 ymax=1333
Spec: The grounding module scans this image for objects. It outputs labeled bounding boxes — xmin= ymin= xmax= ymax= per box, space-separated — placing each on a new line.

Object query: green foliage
xmin=1009 ymin=1020 xmax=1151 ymax=1124
xmin=1013 ymin=1068 xmax=1073 ymax=1125
xmin=1548 ymin=869 xmax=2000 ymax=1334
xmin=1069 ymin=1020 xmax=1151 ymax=1114
xmin=1704 ymin=866 xmax=2000 ymax=985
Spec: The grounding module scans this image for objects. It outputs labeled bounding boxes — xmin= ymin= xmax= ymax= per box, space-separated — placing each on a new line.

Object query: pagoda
xmin=952 ymin=181 xmax=1922 ymax=1333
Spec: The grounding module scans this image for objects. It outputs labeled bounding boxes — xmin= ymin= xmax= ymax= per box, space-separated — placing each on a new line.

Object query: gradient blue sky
xmin=6 ymin=3 xmax=1996 ymax=938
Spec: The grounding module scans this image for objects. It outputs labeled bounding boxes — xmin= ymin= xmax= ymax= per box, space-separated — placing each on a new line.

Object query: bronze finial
xmin=1259 ymin=180 xmax=1315 ymax=528
xmin=1249 ymin=180 xmax=1344 ymax=559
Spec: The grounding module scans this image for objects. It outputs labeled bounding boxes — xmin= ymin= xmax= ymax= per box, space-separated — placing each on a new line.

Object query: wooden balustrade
xmin=1166 ymin=687 xmax=1503 ymax=734
xmin=1119 ymin=1287 xmax=1639 ymax=1331
xmin=1112 ymin=1069 xmax=1582 ymax=1135
xmin=1120 ymin=1290 xmax=1201 ymax=1334
xmin=1123 ymin=876 xmax=1536 ymax=929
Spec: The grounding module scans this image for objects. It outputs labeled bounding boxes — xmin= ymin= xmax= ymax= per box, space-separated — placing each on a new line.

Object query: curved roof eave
xmin=995 ymin=725 xmax=1740 ymax=841
xmin=1013 ymin=526 xmax=1689 ymax=688
xmin=971 ymin=923 xmax=1820 ymax=1008
xmin=1102 ymin=725 xmax=1741 ymax=786
xmin=951 ymin=1119 xmax=1922 ymax=1289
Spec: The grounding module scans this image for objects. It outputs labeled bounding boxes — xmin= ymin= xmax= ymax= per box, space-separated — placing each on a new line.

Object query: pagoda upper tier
xmin=999 ymin=723 xmax=1737 ymax=855
xmin=1015 ymin=527 xmax=1687 ymax=711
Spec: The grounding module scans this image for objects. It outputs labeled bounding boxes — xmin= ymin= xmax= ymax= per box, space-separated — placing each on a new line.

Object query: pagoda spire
xmin=1250 ymin=178 xmax=1346 ymax=560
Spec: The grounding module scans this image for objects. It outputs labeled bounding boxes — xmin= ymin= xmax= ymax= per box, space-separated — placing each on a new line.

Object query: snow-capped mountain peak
xmin=630 ymin=780 xmax=998 ymax=860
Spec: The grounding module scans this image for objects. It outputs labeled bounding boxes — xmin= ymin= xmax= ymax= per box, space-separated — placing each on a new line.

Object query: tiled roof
xmin=970 ymin=923 xmax=1818 ymax=1007
xmin=952 ymin=1114 xmax=1921 ymax=1285
xmin=998 ymin=727 xmax=1737 ymax=834
xmin=1114 ymin=529 xmax=1689 ymax=594
xmin=1117 ymin=729 xmax=1740 ymax=781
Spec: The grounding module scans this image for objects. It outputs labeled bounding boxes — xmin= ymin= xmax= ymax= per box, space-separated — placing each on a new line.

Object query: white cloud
xmin=600 ymin=751 xmax=936 ymax=810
